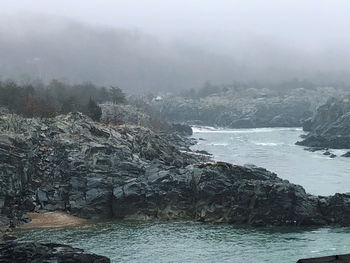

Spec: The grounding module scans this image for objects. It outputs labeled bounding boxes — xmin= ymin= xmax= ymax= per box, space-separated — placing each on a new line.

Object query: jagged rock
xmin=0 ymin=241 xmax=110 ymax=263
xmin=297 ymin=96 xmax=350 ymax=148
xmin=0 ymin=112 xmax=205 ymax=225
xmin=0 ymin=112 xmax=350 ymax=228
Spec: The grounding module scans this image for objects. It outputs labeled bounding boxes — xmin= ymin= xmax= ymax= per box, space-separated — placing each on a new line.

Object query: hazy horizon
xmin=1 ymin=1 xmax=350 ymax=93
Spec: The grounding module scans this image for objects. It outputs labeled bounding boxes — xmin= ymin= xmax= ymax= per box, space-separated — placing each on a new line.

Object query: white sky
xmin=2 ymin=0 xmax=350 ymax=51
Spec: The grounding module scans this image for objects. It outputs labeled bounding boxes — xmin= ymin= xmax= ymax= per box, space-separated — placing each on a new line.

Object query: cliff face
xmin=0 ymin=112 xmax=201 ymax=226
xmin=297 ymin=96 xmax=350 ymax=148
xmin=1 ymin=112 xmax=350 ymax=228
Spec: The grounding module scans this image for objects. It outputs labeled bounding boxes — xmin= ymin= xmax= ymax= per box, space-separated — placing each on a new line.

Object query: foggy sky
xmin=1 ymin=1 xmax=350 ymax=93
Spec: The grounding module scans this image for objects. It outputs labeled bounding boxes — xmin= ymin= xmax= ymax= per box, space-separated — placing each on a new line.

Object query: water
xmin=16 ymin=220 xmax=350 ymax=263
xmin=17 ymin=127 xmax=350 ymax=263
xmin=191 ymin=126 xmax=350 ymax=196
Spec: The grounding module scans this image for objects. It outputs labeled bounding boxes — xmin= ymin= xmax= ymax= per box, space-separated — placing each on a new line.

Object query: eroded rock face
xmin=0 ymin=112 xmax=204 ymax=226
xmin=0 ymin=112 xmax=349 ymax=228
xmin=297 ymin=96 xmax=350 ymax=148
xmin=112 ymin=163 xmax=330 ymax=226
xmin=0 ymin=241 xmax=110 ymax=263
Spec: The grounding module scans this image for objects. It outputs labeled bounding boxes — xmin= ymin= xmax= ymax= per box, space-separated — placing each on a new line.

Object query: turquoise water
xmin=17 ymin=127 xmax=350 ymax=262
xmin=16 ymin=221 xmax=350 ymax=263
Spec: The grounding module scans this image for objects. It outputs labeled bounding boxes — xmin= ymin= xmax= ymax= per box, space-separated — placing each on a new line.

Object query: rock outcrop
xmin=0 ymin=112 xmax=350 ymax=228
xmin=150 ymin=87 xmax=340 ymax=128
xmin=0 ymin=241 xmax=110 ymax=262
xmin=0 ymin=112 xmax=204 ymax=227
xmin=297 ymin=96 xmax=350 ymax=148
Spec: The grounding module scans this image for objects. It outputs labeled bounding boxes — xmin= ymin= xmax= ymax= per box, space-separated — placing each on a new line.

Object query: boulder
xmin=0 ymin=241 xmax=110 ymax=263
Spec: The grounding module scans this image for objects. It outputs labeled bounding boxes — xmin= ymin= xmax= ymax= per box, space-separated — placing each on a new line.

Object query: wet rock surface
xmin=0 ymin=112 xmax=350 ymax=229
xmin=297 ymin=96 xmax=350 ymax=149
xmin=0 ymin=241 xmax=110 ymax=262
xmin=341 ymin=151 xmax=350 ymax=157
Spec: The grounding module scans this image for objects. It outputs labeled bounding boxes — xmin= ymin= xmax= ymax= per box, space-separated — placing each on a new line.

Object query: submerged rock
xmin=341 ymin=151 xmax=350 ymax=157
xmin=0 ymin=241 xmax=110 ymax=262
xmin=304 ymin=147 xmax=327 ymax=152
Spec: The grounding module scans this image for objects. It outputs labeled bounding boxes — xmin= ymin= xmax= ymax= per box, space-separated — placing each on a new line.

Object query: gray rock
xmin=341 ymin=151 xmax=350 ymax=157
xmin=0 ymin=112 xmax=350 ymax=228
xmin=0 ymin=241 xmax=110 ymax=262
xmin=297 ymin=96 xmax=350 ymax=149
xmin=149 ymin=87 xmax=340 ymax=128
xmin=36 ymin=190 xmax=48 ymax=203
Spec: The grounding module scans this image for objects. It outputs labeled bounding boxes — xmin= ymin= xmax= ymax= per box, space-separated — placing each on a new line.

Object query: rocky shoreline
xmin=297 ymin=96 xmax=350 ymax=149
xmin=1 ymin=111 xmax=350 ymax=260
xmin=0 ymin=112 xmax=207 ymax=230
xmin=0 ymin=112 xmax=350 ymax=229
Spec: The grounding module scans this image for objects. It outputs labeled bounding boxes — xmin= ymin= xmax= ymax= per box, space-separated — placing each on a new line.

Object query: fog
xmin=1 ymin=1 xmax=350 ymax=93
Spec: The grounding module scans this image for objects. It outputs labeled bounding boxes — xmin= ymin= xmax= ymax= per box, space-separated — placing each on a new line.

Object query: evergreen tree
xmin=86 ymin=97 xmax=102 ymax=121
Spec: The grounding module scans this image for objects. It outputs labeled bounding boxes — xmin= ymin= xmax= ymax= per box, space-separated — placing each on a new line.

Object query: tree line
xmin=0 ymin=79 xmax=126 ymax=121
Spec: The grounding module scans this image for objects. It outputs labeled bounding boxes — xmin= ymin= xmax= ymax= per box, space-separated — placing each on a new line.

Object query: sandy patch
xmin=22 ymin=212 xmax=86 ymax=229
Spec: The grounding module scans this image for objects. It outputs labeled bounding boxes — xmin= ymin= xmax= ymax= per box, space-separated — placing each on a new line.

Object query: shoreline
xmin=21 ymin=212 xmax=87 ymax=229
